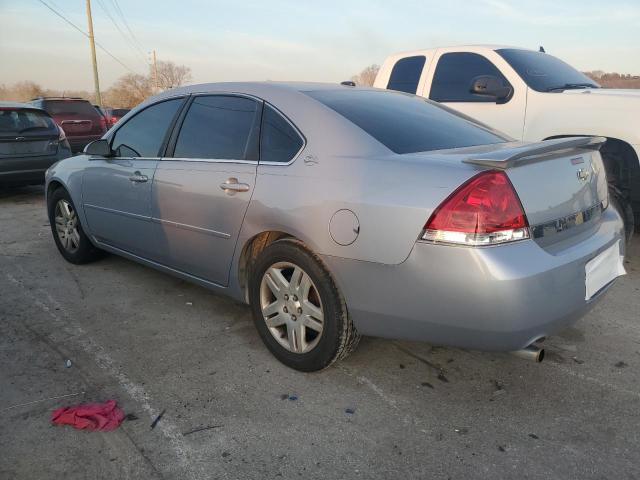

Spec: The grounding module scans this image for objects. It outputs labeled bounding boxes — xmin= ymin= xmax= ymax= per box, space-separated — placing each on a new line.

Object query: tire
xmin=609 ymin=186 xmax=635 ymax=245
xmin=248 ymin=238 xmax=360 ymax=372
xmin=48 ymin=187 xmax=104 ymax=264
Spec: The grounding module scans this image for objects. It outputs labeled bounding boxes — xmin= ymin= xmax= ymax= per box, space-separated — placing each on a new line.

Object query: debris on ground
xmin=615 ymin=361 xmax=628 ymax=368
xmin=185 ymin=302 xmax=193 ymax=306
xmin=51 ymin=399 xmax=124 ymax=431
xmin=288 ymin=395 xmax=298 ymax=401
xmin=454 ymin=427 xmax=469 ymax=435
xmin=498 ymin=445 xmax=506 ymax=452
xmin=572 ymin=357 xmax=585 ymax=365
xmin=183 ymin=425 xmax=223 ymax=436
xmin=151 ymin=409 xmax=166 ymax=429
xmin=345 ymin=407 xmax=356 ymax=415
xmin=420 ymin=382 xmax=434 ymax=389
xmin=279 ymin=394 xmax=289 ymax=400
xmin=64 ymin=359 xmax=72 ymax=368
xmin=124 ymin=413 xmax=139 ymax=421
xmin=529 ymin=433 xmax=539 ymax=439
xmin=399 ymin=364 xmax=405 ymax=369
xmin=437 ymin=372 xmax=449 ymax=383
xmin=222 ymin=451 xmax=231 ymax=458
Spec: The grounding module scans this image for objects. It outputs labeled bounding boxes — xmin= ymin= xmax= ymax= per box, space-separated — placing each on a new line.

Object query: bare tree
xmin=154 ymin=61 xmax=192 ymax=90
xmin=0 ymin=81 xmax=45 ymax=101
xmin=350 ymin=64 xmax=380 ymax=87
xmin=104 ymin=73 xmax=152 ymax=108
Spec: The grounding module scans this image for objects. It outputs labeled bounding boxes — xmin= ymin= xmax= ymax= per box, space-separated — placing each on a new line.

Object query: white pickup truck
xmin=374 ymin=45 xmax=640 ymax=237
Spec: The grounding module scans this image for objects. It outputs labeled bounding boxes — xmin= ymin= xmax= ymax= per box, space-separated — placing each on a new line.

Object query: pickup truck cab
xmin=375 ymin=45 xmax=640 ymax=236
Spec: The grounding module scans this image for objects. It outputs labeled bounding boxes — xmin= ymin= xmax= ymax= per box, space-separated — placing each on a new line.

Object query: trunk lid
xmin=464 ymin=137 xmax=609 ymax=248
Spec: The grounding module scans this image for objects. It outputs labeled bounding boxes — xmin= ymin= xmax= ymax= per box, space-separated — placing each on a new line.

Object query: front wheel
xmin=48 ymin=187 xmax=104 ymax=264
xmin=248 ymin=239 xmax=360 ymax=371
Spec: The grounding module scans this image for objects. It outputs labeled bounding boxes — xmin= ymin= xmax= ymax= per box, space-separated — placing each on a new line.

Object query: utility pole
xmin=152 ymin=50 xmax=159 ymax=93
xmin=85 ymin=0 xmax=102 ymax=106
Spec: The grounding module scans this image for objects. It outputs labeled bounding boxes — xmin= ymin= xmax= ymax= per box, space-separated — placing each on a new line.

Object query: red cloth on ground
xmin=51 ymin=399 xmax=124 ymax=431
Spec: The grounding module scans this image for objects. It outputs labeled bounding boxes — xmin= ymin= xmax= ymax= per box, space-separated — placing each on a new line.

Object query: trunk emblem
xmin=14 ymin=136 xmax=26 ymax=141
xmin=577 ymin=168 xmax=591 ymax=182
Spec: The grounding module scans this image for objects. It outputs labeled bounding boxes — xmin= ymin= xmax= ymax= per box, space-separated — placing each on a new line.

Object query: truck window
xmin=430 ymin=52 xmax=510 ymax=102
xmin=387 ymin=56 xmax=426 ymax=94
xmin=496 ymin=48 xmax=599 ymax=92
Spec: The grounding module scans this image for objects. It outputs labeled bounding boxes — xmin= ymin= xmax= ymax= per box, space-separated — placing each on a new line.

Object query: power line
xmin=36 ymin=0 xmax=137 ymax=74
xmin=95 ymin=0 xmax=148 ymax=68
xmin=110 ymin=0 xmax=147 ymax=59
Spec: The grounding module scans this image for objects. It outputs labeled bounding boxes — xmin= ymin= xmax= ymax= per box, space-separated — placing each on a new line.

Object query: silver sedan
xmin=45 ymin=82 xmax=625 ymax=371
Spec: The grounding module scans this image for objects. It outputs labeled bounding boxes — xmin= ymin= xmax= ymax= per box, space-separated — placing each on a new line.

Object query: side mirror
xmin=84 ymin=139 xmax=113 ymax=157
xmin=470 ymin=75 xmax=513 ymax=103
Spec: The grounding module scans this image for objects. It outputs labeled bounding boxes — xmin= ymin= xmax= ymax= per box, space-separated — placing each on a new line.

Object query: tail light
xmin=422 ymin=170 xmax=530 ymax=246
xmin=58 ymin=124 xmax=67 ymax=141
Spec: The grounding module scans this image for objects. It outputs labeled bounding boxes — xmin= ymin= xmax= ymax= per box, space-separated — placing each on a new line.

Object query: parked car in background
xmin=31 ymin=97 xmax=106 ymax=153
xmin=375 ymin=45 xmax=640 ymax=240
xmin=0 ymin=101 xmax=71 ymax=187
xmin=108 ymin=108 xmax=130 ymax=126
xmin=45 ymin=82 xmax=625 ymax=371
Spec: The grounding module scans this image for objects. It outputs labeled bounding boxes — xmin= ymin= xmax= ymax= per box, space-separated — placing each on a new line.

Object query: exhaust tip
xmin=511 ymin=344 xmax=545 ymax=363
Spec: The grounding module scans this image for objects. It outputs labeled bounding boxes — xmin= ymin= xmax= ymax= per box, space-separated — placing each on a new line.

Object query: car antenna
xmin=539 ymin=46 xmax=546 ymax=53
xmin=340 ymin=81 xmax=356 ymax=87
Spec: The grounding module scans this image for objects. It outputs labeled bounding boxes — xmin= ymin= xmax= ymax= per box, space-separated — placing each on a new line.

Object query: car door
xmin=427 ymin=51 xmax=526 ymax=139
xmin=81 ymin=97 xmax=185 ymax=259
xmin=151 ymin=94 xmax=261 ymax=286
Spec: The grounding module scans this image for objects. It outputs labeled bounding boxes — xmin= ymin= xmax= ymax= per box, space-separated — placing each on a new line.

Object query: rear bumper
xmin=68 ymin=135 xmax=103 ymax=153
xmin=322 ymin=206 xmax=625 ymax=352
xmin=0 ymin=147 xmax=72 ymax=186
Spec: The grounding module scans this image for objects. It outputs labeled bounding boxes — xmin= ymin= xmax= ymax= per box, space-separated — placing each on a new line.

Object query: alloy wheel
xmin=54 ymin=199 xmax=80 ymax=253
xmin=259 ymin=261 xmax=324 ymax=354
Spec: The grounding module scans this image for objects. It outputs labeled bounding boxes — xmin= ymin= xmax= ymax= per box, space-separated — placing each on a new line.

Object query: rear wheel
xmin=48 ymin=187 xmax=103 ymax=264
xmin=248 ymin=239 xmax=360 ymax=371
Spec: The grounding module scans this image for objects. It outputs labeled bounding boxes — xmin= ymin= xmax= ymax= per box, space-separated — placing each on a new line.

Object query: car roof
xmin=152 ymin=81 xmax=373 ymax=101
xmin=0 ymin=101 xmax=46 ymax=110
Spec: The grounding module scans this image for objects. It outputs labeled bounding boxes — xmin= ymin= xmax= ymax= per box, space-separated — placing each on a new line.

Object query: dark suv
xmin=31 ymin=97 xmax=106 ymax=153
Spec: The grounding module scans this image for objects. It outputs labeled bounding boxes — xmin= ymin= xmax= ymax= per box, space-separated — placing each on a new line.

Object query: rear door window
xmin=173 ymin=96 xmax=260 ymax=160
xmin=387 ymin=56 xmax=426 ymax=94
xmin=260 ymin=105 xmax=304 ymax=163
xmin=430 ymin=52 xmax=510 ymax=102
xmin=111 ymin=98 xmax=184 ymax=157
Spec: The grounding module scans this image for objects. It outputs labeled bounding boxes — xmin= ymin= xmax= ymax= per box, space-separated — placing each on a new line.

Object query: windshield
xmin=0 ymin=108 xmax=57 ymax=136
xmin=305 ymin=89 xmax=507 ymax=154
xmin=496 ymin=48 xmax=599 ymax=92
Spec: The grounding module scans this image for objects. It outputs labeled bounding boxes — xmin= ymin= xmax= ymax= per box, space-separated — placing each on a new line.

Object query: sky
xmin=1 ymin=0 xmax=639 ymax=91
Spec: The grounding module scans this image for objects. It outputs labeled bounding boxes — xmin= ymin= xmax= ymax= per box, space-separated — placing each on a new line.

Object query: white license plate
xmin=585 ymin=240 xmax=626 ymax=300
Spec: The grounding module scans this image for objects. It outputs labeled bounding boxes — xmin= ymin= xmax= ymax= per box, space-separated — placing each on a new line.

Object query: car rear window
xmin=0 ymin=108 xmax=57 ymax=135
xmin=44 ymin=100 xmax=99 ymax=117
xmin=305 ymin=89 xmax=506 ymax=154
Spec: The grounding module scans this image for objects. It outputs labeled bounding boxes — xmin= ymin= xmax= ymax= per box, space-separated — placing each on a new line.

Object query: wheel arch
xmin=237 ymin=230 xmax=296 ymax=302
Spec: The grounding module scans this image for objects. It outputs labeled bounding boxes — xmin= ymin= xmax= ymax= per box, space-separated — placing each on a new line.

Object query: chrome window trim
xmin=162 ymin=157 xmax=257 ymax=165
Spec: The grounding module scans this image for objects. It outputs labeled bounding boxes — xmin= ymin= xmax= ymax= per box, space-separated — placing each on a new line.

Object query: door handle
xmin=129 ymin=171 xmax=148 ymax=183
xmin=220 ymin=177 xmax=250 ymax=195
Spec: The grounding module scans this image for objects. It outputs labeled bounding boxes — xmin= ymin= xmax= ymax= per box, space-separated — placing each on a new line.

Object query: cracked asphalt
xmin=1 ymin=186 xmax=639 ymax=480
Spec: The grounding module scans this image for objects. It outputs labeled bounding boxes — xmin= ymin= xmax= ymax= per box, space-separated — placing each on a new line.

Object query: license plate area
xmin=585 ymin=240 xmax=626 ymax=300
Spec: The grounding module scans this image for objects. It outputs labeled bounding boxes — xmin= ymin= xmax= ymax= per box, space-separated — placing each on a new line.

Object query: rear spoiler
xmin=463 ymin=136 xmax=606 ymax=169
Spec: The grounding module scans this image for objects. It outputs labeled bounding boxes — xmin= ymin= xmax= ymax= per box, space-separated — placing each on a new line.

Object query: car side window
xmin=430 ymin=52 xmax=511 ymax=102
xmin=111 ymin=98 xmax=184 ymax=157
xmin=387 ymin=56 xmax=426 ymax=94
xmin=173 ymin=95 xmax=260 ymax=160
xmin=260 ymin=105 xmax=304 ymax=163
